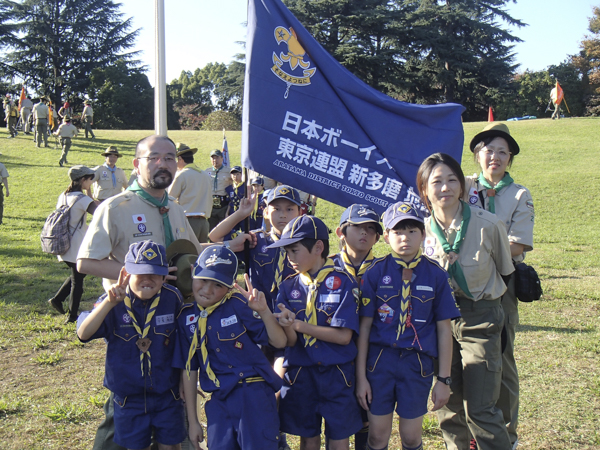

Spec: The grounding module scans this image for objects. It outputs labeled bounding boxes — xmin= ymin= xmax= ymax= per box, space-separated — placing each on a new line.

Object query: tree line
xmin=1 ymin=0 xmax=599 ymax=128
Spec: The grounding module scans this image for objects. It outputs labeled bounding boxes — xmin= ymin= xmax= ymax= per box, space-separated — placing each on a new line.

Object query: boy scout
xmin=270 ymin=215 xmax=363 ymax=450
xmin=356 ymin=202 xmax=459 ymax=450
xmin=78 ymin=240 xmax=186 ymax=450
xmin=93 ymin=147 xmax=129 ymax=201
xmin=174 ymin=245 xmax=287 ymax=450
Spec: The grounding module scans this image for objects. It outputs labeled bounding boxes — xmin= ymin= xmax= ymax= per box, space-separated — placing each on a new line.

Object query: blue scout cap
xmin=192 ymin=245 xmax=238 ymax=288
xmin=250 ymin=177 xmax=264 ymax=186
xmin=229 ymin=165 xmax=242 ymax=173
xmin=382 ymin=201 xmax=424 ymax=230
xmin=267 ymin=215 xmax=329 ymax=248
xmin=339 ymin=204 xmax=383 ymax=235
xmin=124 ymin=240 xmax=169 ymax=276
xmin=265 ymin=185 xmax=301 ymax=206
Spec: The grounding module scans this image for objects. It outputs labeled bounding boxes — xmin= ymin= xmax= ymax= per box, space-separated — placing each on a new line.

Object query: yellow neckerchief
xmin=250 ymin=191 xmax=262 ymax=220
xmin=340 ymin=245 xmax=374 ymax=280
xmin=270 ymin=232 xmax=285 ymax=292
xmin=299 ymin=258 xmax=336 ymax=347
xmin=391 ymin=249 xmax=422 ymax=338
xmin=185 ymin=291 xmax=235 ymax=386
xmin=123 ymin=288 xmax=161 ymax=376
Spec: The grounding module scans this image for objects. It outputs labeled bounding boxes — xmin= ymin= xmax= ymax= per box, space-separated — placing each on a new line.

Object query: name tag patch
xmin=155 ymin=314 xmax=174 ymax=325
xmin=416 ymin=285 xmax=433 ymax=292
xmin=221 ymin=315 xmax=238 ymax=327
xmin=319 ymin=294 xmax=340 ymax=304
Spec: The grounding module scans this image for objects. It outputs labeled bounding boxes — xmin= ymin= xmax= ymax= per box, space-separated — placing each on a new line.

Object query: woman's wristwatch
xmin=437 ymin=375 xmax=452 ymax=385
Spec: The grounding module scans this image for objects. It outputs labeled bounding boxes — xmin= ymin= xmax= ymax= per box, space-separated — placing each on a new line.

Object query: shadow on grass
xmin=517 ymin=324 xmax=596 ymax=334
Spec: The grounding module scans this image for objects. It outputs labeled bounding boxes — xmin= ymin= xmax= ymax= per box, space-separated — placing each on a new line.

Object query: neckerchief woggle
xmin=340 ymin=246 xmax=374 ymax=281
xmin=185 ymin=291 xmax=235 ymax=386
xmin=299 ymin=258 xmax=336 ymax=347
xmin=391 ymin=249 xmax=423 ymax=350
xmin=429 ymin=201 xmax=473 ymax=298
xmin=477 ymin=172 xmax=514 ymax=214
xmin=127 ymin=179 xmax=173 ymax=247
xmin=123 ymin=288 xmax=161 ymax=376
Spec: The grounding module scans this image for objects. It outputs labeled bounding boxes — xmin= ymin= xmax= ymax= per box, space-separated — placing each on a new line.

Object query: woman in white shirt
xmin=48 ymin=166 xmax=98 ymax=323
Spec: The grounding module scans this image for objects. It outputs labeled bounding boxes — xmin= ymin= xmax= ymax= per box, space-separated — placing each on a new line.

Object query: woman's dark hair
xmin=65 ymin=174 xmax=94 ymax=194
xmin=473 ymin=137 xmax=514 ymax=167
xmin=416 ymin=153 xmax=465 ymax=211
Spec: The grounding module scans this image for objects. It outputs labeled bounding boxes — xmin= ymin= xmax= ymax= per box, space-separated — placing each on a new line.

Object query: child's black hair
xmin=391 ymin=219 xmax=425 ymax=233
xmin=295 ymin=238 xmax=330 ymax=261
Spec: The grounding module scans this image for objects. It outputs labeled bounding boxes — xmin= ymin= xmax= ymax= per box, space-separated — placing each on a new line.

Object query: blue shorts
xmin=206 ymin=380 xmax=280 ymax=450
xmin=113 ymin=389 xmax=186 ymax=449
xmin=279 ymin=362 xmax=363 ymax=440
xmin=366 ymin=346 xmax=435 ymax=419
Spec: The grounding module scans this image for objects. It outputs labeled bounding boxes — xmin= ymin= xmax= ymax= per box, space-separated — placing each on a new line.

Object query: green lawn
xmin=0 ymin=118 xmax=599 ymax=449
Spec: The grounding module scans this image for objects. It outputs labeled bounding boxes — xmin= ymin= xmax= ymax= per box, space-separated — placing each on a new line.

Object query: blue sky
xmin=120 ymin=0 xmax=598 ymax=84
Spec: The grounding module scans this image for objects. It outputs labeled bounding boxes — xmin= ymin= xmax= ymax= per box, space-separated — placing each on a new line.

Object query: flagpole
xmin=154 ymin=0 xmax=167 ymax=136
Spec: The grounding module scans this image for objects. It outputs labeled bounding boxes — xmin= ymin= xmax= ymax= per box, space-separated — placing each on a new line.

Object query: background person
xmin=416 ymin=153 xmax=514 ymax=450
xmin=20 ymin=95 xmax=33 ymax=134
xmin=82 ymin=100 xmax=95 ymax=139
xmin=48 ymin=165 xmax=98 ymax=323
xmin=205 ymin=149 xmax=231 ymax=231
xmin=92 ymin=146 xmax=129 ymax=201
xmin=466 ymin=123 xmax=535 ymax=449
xmin=0 ymin=160 xmax=9 ymax=225
xmin=32 ymin=97 xmax=49 ymax=147
xmin=54 ymin=115 xmax=79 ymax=167
xmin=168 ymin=142 xmax=213 ymax=243
xmin=4 ymin=96 xmax=18 ymax=138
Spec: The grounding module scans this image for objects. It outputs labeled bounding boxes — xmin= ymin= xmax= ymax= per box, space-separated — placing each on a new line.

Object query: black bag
xmin=514 ymin=262 xmax=543 ymax=302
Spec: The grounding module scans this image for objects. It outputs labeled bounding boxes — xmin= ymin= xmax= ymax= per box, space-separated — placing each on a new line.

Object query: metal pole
xmin=154 ymin=0 xmax=167 ymax=136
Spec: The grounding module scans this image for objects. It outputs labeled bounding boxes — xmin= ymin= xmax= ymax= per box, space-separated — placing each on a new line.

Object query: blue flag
xmin=242 ymin=0 xmax=465 ymax=214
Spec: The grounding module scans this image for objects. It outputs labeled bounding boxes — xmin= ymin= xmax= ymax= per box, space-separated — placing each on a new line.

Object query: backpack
xmin=10 ymin=104 xmax=18 ymax=117
xmin=514 ymin=262 xmax=543 ymax=302
xmin=40 ymin=194 xmax=87 ymax=255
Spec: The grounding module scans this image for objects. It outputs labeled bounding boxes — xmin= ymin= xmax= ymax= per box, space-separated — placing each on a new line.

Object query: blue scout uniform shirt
xmin=277 ymin=267 xmax=360 ymax=367
xmin=173 ymin=294 xmax=283 ymax=399
xmin=235 ymin=230 xmax=295 ymax=312
xmin=78 ymin=285 xmax=183 ymax=398
xmin=226 ymin=183 xmax=246 ymax=216
xmin=360 ymin=254 xmax=460 ymax=358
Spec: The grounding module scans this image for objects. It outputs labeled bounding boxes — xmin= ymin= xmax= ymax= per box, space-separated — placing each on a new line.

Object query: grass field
xmin=0 ymin=118 xmax=599 ymax=449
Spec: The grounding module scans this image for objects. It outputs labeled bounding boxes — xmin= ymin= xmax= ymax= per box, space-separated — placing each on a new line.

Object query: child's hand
xmin=431 ymin=380 xmax=451 ymax=411
xmin=355 ymin=377 xmax=372 ymax=411
xmin=238 ymin=191 xmax=258 ymax=217
xmin=274 ymin=303 xmax=295 ymax=326
xmin=107 ymin=267 xmax=129 ymax=304
xmin=235 ymin=274 xmax=268 ymax=313
xmin=188 ymin=420 xmax=204 ymax=449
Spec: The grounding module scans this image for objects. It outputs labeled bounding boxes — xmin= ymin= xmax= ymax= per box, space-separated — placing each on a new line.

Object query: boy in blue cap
xmin=269 ymin=215 xmax=363 ymax=450
xmin=332 ymin=204 xmax=383 ymax=450
xmin=209 ymin=184 xmax=302 ymax=312
xmin=77 ymin=240 xmax=186 ymax=450
xmin=173 ymin=244 xmax=289 ymax=450
xmin=355 ymin=202 xmax=460 ymax=450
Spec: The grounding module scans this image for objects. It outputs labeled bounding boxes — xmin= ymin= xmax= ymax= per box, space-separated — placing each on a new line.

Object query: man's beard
xmin=149 ymin=169 xmax=173 ymax=189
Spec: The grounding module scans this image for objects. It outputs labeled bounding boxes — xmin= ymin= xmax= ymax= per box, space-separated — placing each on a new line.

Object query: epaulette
xmin=176 ymin=302 xmax=195 ymax=319
xmin=422 ymin=254 xmax=449 ymax=274
xmin=161 ymin=283 xmax=184 ymax=301
xmin=105 ymin=191 xmax=134 ymax=210
xmin=469 ymin=206 xmax=500 ymax=225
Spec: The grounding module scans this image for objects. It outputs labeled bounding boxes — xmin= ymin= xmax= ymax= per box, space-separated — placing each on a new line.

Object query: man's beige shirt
xmin=168 ymin=165 xmax=213 ymax=218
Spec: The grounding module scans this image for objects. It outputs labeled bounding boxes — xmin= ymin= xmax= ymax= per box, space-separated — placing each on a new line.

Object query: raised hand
xmin=238 ymin=191 xmax=258 ymax=217
xmin=235 ymin=274 xmax=268 ymax=313
xmin=107 ymin=267 xmax=129 ymax=304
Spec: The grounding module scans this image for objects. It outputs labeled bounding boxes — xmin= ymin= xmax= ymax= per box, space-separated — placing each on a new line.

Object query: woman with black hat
xmin=465 ymin=123 xmax=535 ymax=449
xmin=48 ymin=166 xmax=99 ymax=323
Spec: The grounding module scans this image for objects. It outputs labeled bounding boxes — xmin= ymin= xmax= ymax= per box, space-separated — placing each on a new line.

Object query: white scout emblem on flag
xmin=272 ymin=26 xmax=316 ymax=98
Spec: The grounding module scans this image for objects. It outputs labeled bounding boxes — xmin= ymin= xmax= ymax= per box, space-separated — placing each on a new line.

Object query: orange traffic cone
xmin=488 ymin=107 xmax=494 ymax=122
